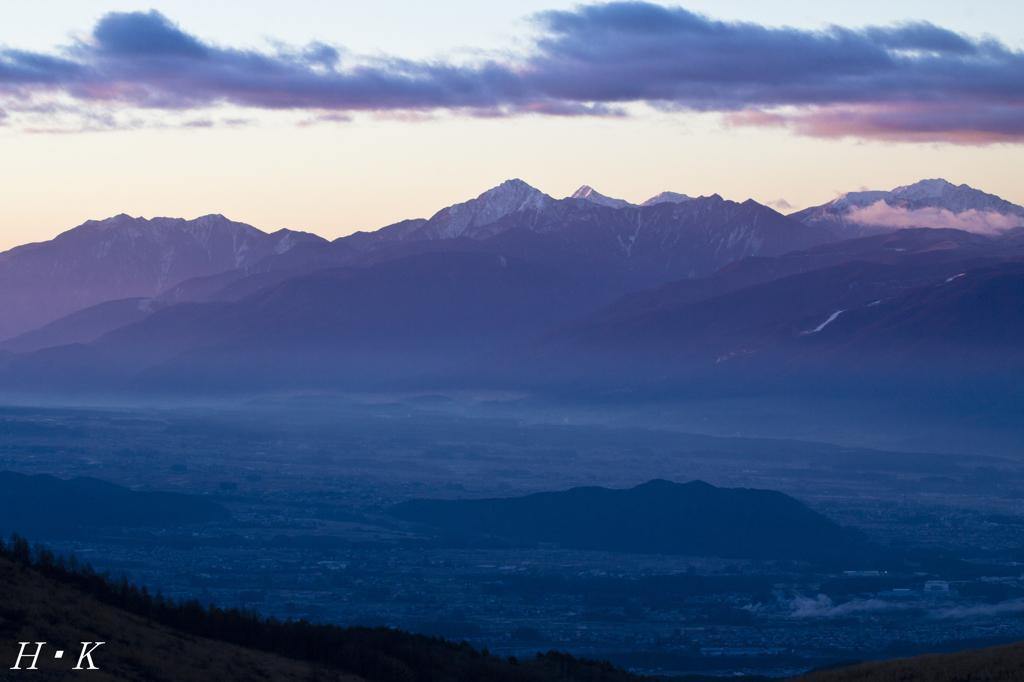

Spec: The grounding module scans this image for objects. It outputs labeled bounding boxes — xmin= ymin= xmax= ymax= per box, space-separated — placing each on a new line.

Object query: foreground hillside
xmin=796 ymin=642 xmax=1024 ymax=682
xmin=5 ymin=540 xmax=1024 ymax=682
xmin=0 ymin=539 xmax=645 ymax=682
xmin=0 ymin=553 xmax=356 ymax=681
xmin=4 ymin=534 xmax=1024 ymax=680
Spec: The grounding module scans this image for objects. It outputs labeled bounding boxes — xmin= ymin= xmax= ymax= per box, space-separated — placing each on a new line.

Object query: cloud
xmin=847 ymin=200 xmax=1024 ymax=234
xmin=787 ymin=594 xmax=1024 ymax=621
xmin=767 ymin=198 xmax=794 ymax=211
xmin=1 ymin=3 xmax=1023 ymax=142
xmin=91 ymin=10 xmax=208 ymax=58
xmin=930 ymin=598 xmax=1024 ymax=620
xmin=787 ymin=593 xmax=906 ymax=618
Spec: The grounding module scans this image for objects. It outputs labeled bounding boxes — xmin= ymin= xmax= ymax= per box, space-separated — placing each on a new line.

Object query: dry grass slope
xmin=795 ymin=642 xmax=1024 ymax=682
xmin=0 ymin=556 xmax=362 ymax=682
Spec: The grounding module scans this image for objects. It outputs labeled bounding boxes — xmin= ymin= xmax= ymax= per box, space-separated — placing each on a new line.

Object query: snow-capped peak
xmin=569 ymin=185 xmax=633 ymax=209
xmin=891 ymin=178 xmax=956 ymax=201
xmin=416 ymin=179 xmax=553 ymax=240
xmin=476 ymin=179 xmax=548 ymax=211
xmin=792 ymin=178 xmax=1024 ymax=240
xmin=641 ymin=191 xmax=694 ymax=207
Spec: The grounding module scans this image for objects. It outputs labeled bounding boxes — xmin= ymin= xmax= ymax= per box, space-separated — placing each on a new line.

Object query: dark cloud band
xmin=1 ymin=3 xmax=1022 ymax=143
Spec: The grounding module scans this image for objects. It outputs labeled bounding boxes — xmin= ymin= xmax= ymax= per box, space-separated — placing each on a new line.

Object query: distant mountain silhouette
xmin=0 ymin=297 xmax=167 ymax=353
xmin=0 ymin=214 xmax=324 ymax=340
xmin=445 ymin=242 xmax=1024 ymax=394
xmin=0 ymin=471 xmax=228 ymax=538
xmin=0 ymin=250 xmax=603 ymax=393
xmin=389 ymin=479 xmax=871 ymax=561
xmin=586 ymin=227 xmax=1012 ymax=324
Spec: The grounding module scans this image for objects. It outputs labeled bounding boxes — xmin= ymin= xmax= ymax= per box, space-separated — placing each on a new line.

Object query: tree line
xmin=0 ymin=534 xmax=644 ymax=682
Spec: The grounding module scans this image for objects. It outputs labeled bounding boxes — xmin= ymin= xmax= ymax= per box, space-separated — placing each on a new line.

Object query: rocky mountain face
xmin=339 ymin=180 xmax=835 ymax=293
xmin=790 ymin=179 xmax=1024 ymax=240
xmin=0 ymin=214 xmax=325 ymax=340
xmin=460 ymin=191 xmax=836 ymax=289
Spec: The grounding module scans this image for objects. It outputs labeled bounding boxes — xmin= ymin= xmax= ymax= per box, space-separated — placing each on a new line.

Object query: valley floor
xmin=2 ymin=400 xmax=1024 ymax=677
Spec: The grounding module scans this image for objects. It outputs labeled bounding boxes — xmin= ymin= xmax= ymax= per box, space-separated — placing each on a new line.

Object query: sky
xmin=1 ymin=1 xmax=1023 ymax=250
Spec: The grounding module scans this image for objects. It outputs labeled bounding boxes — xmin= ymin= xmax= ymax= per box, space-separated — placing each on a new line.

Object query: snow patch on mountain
xmin=802 ymin=310 xmax=845 ymax=335
xmin=641 ymin=191 xmax=694 ymax=206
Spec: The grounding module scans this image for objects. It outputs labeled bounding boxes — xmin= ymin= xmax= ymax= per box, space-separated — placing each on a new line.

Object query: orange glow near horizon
xmin=2 ymin=110 xmax=1023 ymax=251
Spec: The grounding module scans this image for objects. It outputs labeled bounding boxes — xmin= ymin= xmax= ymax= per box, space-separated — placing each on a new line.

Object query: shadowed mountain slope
xmin=133 ymin=251 xmax=600 ymax=390
xmin=448 ymin=256 xmax=1024 ymax=394
xmin=389 ymin=479 xmax=871 ymax=562
xmin=588 ymin=227 xmax=1016 ymax=323
xmin=0 ymin=250 xmax=604 ymax=393
xmin=0 ymin=297 xmax=168 ymax=353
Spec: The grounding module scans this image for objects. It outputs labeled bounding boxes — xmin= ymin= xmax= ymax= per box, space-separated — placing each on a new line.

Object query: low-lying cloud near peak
xmin=1 ymin=3 xmax=1023 ymax=143
xmin=847 ymin=201 xmax=1024 ymax=234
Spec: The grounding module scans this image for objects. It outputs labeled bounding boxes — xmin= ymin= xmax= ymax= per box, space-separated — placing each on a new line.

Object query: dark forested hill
xmin=389 ymin=479 xmax=872 ymax=562
xmin=0 ymin=471 xmax=228 ymax=537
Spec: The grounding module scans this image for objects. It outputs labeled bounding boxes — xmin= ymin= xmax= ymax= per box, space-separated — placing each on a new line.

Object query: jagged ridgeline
xmin=0 ymin=178 xmax=1022 ymax=399
xmin=389 ymin=480 xmax=873 ymax=562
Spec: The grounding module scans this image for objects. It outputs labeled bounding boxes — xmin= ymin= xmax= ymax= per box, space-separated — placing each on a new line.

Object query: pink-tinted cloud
xmin=1 ymin=5 xmax=1023 ymax=143
xmin=846 ymin=200 xmax=1024 ymax=234
xmin=727 ymin=104 xmax=1024 ymax=144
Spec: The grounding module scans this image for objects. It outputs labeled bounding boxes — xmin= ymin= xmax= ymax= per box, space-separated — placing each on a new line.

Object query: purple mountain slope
xmin=593 ymin=227 xmax=1015 ymax=323
xmin=443 ymin=248 xmax=1024 ymax=392
xmin=0 ymin=297 xmax=168 ymax=354
xmin=0 ymin=214 xmax=325 ymax=340
xmin=0 ymin=250 xmax=605 ymax=393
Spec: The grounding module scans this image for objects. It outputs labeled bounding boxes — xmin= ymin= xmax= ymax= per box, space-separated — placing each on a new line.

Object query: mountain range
xmin=0 ymin=177 xmax=1021 ymax=402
